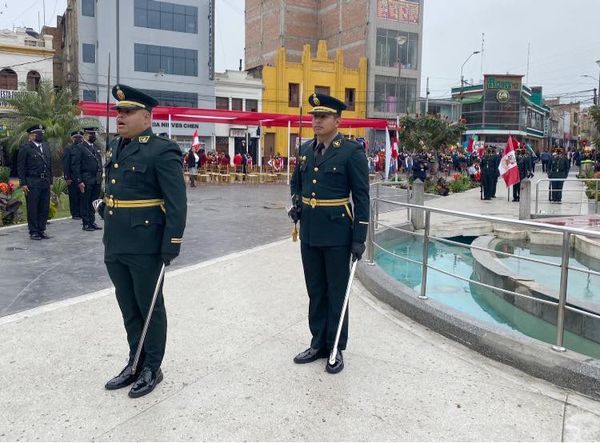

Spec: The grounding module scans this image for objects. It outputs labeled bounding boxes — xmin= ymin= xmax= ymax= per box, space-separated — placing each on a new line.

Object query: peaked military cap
xmin=308 ymin=93 xmax=347 ymax=115
xmin=111 ymin=84 xmax=159 ymax=111
xmin=26 ymin=124 xmax=45 ymax=133
xmin=83 ymin=127 xmax=98 ymax=133
xmin=71 ymin=130 xmax=84 ymax=137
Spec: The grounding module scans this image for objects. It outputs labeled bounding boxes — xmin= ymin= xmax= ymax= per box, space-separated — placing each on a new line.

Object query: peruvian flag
xmin=466 ymin=138 xmax=474 ymax=154
xmin=191 ymin=130 xmax=201 ymax=153
xmin=499 ymin=136 xmax=520 ymax=186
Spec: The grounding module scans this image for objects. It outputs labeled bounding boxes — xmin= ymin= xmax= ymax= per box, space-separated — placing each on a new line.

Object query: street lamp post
xmin=596 ymin=60 xmax=600 ymax=106
xmin=459 ymin=50 xmax=481 ymax=121
xmin=395 ymin=35 xmax=407 ymax=124
xmin=581 ymin=74 xmax=598 ymax=105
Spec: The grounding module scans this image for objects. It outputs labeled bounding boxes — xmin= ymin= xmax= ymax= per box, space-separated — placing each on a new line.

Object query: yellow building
xmin=261 ymin=40 xmax=367 ymax=160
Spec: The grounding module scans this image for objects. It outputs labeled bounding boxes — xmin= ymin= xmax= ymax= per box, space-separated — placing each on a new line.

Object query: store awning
xmin=461 ymin=94 xmax=483 ymax=105
xmin=78 ymin=102 xmax=389 ymax=129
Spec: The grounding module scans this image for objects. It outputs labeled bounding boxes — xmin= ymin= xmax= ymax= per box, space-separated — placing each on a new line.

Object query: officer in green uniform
xmin=492 ymin=147 xmax=501 ymax=198
xmin=480 ymin=148 xmax=496 ymax=200
xmin=100 ymin=85 xmax=187 ymax=398
xmin=289 ymin=93 xmax=369 ymax=374
xmin=512 ymin=147 xmax=532 ymax=202
xmin=548 ymin=147 xmax=570 ymax=202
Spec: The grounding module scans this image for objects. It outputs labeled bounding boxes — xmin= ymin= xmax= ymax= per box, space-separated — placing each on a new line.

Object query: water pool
xmin=375 ymin=236 xmax=600 ymax=359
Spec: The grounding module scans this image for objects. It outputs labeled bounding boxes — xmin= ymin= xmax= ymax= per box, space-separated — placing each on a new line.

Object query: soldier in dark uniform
xmin=412 ymin=155 xmax=428 ymax=182
xmin=17 ymin=124 xmax=52 ymax=240
xmin=62 ymin=131 xmax=83 ymax=219
xmin=512 ymin=147 xmax=531 ymax=202
xmin=480 ymin=148 xmax=496 ymax=200
xmin=71 ymin=127 xmax=103 ymax=231
xmin=99 ymin=85 xmax=187 ymax=398
xmin=288 ymin=93 xmax=369 ymax=374
xmin=548 ymin=147 xmax=570 ymax=202
xmin=491 ymin=147 xmax=501 ymax=198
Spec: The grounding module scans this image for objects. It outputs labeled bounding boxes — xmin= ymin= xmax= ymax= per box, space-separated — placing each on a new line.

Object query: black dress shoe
xmin=72 ymin=216 xmax=82 ymax=220
xmin=128 ymin=367 xmax=163 ymax=398
xmin=325 ymin=350 xmax=344 ymax=374
xmin=105 ymin=364 xmax=139 ymax=390
xmin=90 ymin=223 xmax=103 ymax=230
xmin=39 ymin=232 xmax=51 ymax=239
xmin=293 ymin=347 xmax=328 ymax=364
xmin=30 ymin=233 xmax=43 ymax=240
xmin=82 ymin=225 xmax=95 ymax=231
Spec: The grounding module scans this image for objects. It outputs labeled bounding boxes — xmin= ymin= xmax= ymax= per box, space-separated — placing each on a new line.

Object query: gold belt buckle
xmin=309 ymin=198 xmax=317 ymax=209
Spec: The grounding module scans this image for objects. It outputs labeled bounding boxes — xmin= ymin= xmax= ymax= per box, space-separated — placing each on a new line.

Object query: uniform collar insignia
xmin=333 ymin=139 xmax=342 ymax=148
xmin=139 ymin=135 xmax=150 ymax=143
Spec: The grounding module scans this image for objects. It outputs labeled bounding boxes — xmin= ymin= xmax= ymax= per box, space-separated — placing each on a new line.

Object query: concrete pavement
xmin=2 ymin=239 xmax=600 ymax=441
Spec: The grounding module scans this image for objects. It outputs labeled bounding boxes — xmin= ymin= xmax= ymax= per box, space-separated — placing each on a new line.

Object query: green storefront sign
xmin=486 ymin=76 xmax=521 ymax=90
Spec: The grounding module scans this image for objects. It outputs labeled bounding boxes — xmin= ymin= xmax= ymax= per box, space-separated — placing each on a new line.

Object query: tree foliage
xmin=398 ymin=115 xmax=466 ymax=153
xmin=2 ymin=82 xmax=81 ymax=166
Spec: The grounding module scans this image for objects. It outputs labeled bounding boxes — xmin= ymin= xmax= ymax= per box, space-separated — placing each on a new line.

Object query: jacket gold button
xmin=311 ymin=192 xmax=316 ymax=197
xmin=314 ymin=167 xmax=318 ymax=172
xmin=114 ymin=163 xmax=119 ymax=168
xmin=342 ymin=213 xmax=345 ymax=217
xmin=333 ymin=167 xmax=337 ymax=171
xmin=132 ymin=166 xmax=136 ymax=171
xmin=111 ymin=179 xmax=116 ymax=184
xmin=145 ymin=220 xmax=149 ymax=224
xmin=312 ymin=179 xmax=316 ymax=184
xmin=108 ymin=210 xmax=113 ymax=215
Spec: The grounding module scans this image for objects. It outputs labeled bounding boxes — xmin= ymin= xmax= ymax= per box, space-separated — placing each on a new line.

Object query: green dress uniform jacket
xmin=480 ymin=154 xmax=496 ymax=200
xmin=290 ymin=134 xmax=370 ymax=247
xmin=103 ymin=128 xmax=187 ymax=255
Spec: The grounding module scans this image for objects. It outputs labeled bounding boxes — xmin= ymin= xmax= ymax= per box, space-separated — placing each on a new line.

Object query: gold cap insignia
xmin=333 ymin=139 xmax=341 ymax=148
xmin=139 ymin=136 xmax=150 ymax=143
xmin=116 ymin=87 xmax=125 ymax=100
xmin=312 ymin=94 xmax=320 ymax=106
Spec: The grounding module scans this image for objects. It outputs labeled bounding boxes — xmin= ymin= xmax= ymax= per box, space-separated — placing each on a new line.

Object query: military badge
xmin=333 ymin=139 xmax=342 ymax=148
xmin=312 ymin=94 xmax=320 ymax=106
xmin=116 ymin=87 xmax=125 ymax=100
xmin=139 ymin=136 xmax=150 ymax=143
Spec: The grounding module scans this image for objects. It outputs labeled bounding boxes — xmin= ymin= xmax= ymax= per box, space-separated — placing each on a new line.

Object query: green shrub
xmin=0 ymin=166 xmax=9 ymax=183
xmin=449 ymin=174 xmax=472 ymax=193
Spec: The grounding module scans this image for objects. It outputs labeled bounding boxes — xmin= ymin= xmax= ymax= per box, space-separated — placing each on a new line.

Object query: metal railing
xmin=534 ymin=178 xmax=599 ymax=215
xmin=366 ymin=198 xmax=600 ymax=353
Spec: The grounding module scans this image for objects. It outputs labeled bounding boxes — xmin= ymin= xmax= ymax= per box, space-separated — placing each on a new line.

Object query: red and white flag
xmin=498 ymin=136 xmax=520 ymax=186
xmin=192 ymin=130 xmax=201 ymax=153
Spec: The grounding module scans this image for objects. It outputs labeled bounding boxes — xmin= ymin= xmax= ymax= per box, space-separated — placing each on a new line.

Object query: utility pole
xmin=425 ymin=77 xmax=430 ymax=115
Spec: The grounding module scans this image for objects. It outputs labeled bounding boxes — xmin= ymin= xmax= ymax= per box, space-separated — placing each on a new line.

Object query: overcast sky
xmin=2 ymin=0 xmax=599 ymax=105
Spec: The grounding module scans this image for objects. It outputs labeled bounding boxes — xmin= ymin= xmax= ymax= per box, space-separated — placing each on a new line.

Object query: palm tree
xmin=2 ymin=81 xmax=82 ymax=174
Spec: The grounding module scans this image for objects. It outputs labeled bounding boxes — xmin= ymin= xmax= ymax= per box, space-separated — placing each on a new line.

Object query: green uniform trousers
xmin=105 ymin=253 xmax=166 ymax=371
xmin=300 ymin=242 xmax=351 ymax=351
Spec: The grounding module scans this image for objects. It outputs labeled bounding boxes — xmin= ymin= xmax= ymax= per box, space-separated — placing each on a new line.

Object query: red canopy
xmin=78 ymin=101 xmax=389 ymax=129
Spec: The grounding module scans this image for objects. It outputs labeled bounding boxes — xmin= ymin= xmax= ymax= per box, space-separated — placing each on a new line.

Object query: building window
xmin=83 ymin=90 xmax=97 ymax=101
xmin=134 ymin=43 xmax=197 ymax=76
xmin=0 ymin=68 xmax=17 ymax=90
xmin=216 ymin=97 xmax=229 ymax=110
xmin=288 ymin=83 xmax=299 ymax=107
xmin=246 ymin=99 xmax=258 ymax=112
xmin=26 ymin=71 xmax=41 ymax=91
xmin=139 ymin=88 xmax=198 ymax=107
xmin=82 ymin=43 xmax=95 ymax=63
xmin=134 ymin=0 xmax=198 ymax=34
xmin=345 ymin=88 xmax=355 ymax=111
xmin=82 ymin=0 xmax=95 ymax=17
xmin=374 ymin=75 xmax=417 ymax=114
xmin=314 ymin=86 xmax=330 ymax=96
xmin=375 ymin=29 xmax=419 ymax=70
xmin=231 ymin=98 xmax=243 ymax=111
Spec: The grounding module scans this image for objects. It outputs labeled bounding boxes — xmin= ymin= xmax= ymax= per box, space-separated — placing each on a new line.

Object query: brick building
xmin=245 ymin=0 xmax=424 ymax=121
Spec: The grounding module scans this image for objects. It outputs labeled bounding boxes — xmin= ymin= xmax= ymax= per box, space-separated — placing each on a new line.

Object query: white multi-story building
xmin=214 ymin=69 xmax=263 ymax=161
xmin=0 ymin=28 xmax=53 ymax=108
xmin=64 ymin=0 xmax=215 ymax=146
